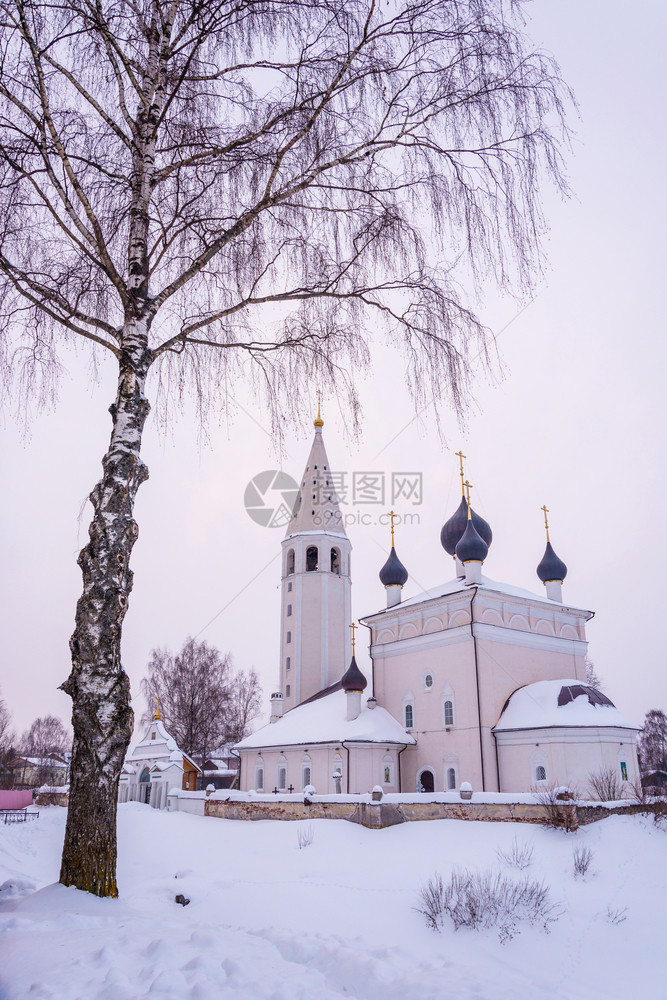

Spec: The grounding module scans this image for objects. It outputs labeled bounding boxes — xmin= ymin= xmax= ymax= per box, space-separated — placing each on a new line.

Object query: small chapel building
xmin=118 ymin=709 xmax=201 ymax=810
xmin=235 ymin=412 xmax=639 ymax=796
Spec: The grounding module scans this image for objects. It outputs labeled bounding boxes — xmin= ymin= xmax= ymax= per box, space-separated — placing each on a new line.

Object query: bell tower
xmin=279 ymin=402 xmax=351 ymax=709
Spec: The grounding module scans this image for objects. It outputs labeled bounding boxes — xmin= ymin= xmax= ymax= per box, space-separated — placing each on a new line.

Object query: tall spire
xmin=280 ymin=414 xmax=352 ymax=707
xmin=285 ymin=418 xmax=347 ymax=537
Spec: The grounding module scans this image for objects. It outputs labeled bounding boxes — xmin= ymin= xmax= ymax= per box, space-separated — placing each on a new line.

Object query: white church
xmin=235 ymin=411 xmax=639 ymax=796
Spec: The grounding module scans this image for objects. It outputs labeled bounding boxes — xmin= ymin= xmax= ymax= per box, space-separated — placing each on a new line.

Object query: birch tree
xmin=0 ymin=0 xmax=570 ymax=895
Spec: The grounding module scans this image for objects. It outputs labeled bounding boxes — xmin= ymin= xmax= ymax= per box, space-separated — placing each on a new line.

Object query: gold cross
xmin=388 ymin=509 xmax=397 ymax=546
xmin=463 ymin=480 xmax=473 ymax=518
xmin=349 ymin=621 xmax=357 ymax=654
xmin=541 ymin=504 xmax=550 ymax=542
xmin=455 ymin=450 xmax=466 ymax=495
xmin=314 ymin=389 xmax=324 ymax=427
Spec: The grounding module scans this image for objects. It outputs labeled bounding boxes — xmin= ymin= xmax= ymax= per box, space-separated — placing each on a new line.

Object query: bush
xmin=535 ymin=784 xmax=578 ymax=831
xmin=297 ymin=822 xmax=314 ymax=849
xmin=496 ymin=836 xmax=534 ymax=870
xmin=587 ymin=767 xmax=624 ymax=802
xmin=606 ymin=905 xmax=628 ymax=925
xmin=417 ymin=868 xmax=560 ymax=943
xmin=572 ymin=846 xmax=594 ymax=878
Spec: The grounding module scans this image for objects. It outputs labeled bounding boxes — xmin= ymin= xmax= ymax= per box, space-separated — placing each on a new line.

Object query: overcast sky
xmin=1 ymin=0 xmax=665 ymax=739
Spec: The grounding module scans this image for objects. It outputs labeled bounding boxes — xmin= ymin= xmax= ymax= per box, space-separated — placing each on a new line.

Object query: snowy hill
xmin=0 ymin=805 xmax=665 ymax=999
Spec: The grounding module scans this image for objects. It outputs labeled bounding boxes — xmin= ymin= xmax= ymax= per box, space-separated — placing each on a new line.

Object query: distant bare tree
xmin=0 ymin=0 xmax=571 ymax=895
xmin=638 ymin=709 xmax=667 ymax=774
xmin=0 ymin=692 xmax=17 ymax=788
xmin=20 ymin=713 xmax=71 ymax=786
xmin=225 ymin=668 xmax=262 ymax=744
xmin=585 ymin=657 xmax=603 ymax=691
xmin=140 ymin=638 xmax=258 ymax=762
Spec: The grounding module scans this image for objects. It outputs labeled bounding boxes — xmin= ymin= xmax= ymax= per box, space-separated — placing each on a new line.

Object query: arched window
xmin=255 ymin=766 xmax=264 ymax=791
xmin=301 ymin=764 xmax=312 ymax=789
xmin=535 ymin=765 xmax=547 ymax=782
xmin=405 ymin=704 xmax=414 ymax=728
xmin=285 ymin=684 xmax=291 ymax=697
xmin=306 ymin=546 xmax=318 ymax=572
xmin=278 ymin=766 xmax=287 ymax=790
xmin=444 ymin=700 xmax=454 ymax=727
xmin=139 ymin=766 xmax=150 ymax=783
xmin=331 ymin=547 xmax=341 ymax=574
xmin=447 ymin=767 xmax=456 ymax=790
xmin=286 ymin=549 xmax=295 ymax=575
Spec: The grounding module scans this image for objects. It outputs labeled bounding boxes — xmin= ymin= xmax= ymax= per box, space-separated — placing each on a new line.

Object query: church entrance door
xmin=419 ymin=769 xmax=435 ymax=793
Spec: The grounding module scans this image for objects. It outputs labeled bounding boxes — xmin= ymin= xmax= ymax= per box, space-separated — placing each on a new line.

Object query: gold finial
xmin=455 ymin=450 xmax=466 ymax=495
xmin=388 ymin=509 xmax=397 ymax=547
xmin=349 ymin=621 xmax=357 ymax=655
xmin=313 ymin=389 xmax=324 ymax=428
xmin=463 ymin=480 xmax=473 ymax=518
xmin=153 ymin=696 xmax=161 ymax=721
xmin=541 ymin=504 xmax=550 ymax=543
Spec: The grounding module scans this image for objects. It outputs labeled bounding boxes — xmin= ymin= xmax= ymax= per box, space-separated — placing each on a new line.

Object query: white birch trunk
xmin=59 ymin=329 xmax=151 ymax=896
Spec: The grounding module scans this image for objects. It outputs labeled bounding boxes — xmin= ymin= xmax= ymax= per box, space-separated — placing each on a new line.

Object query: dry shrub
xmin=417 ymin=868 xmax=560 ymax=943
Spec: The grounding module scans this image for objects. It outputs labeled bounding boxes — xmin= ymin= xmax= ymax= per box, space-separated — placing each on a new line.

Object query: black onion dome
xmin=471 ymin=508 xmax=492 ymax=548
xmin=441 ymin=495 xmax=468 ymax=554
xmin=341 ymin=655 xmax=368 ymax=692
xmin=536 ymin=541 xmax=568 ymax=583
xmin=456 ymin=517 xmax=489 ymax=564
xmin=379 ymin=546 xmax=409 ymax=587
xmin=441 ymin=496 xmax=493 ymax=554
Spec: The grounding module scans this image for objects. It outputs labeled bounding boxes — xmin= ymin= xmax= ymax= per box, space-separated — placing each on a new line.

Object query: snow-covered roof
xmin=493 ymin=679 xmax=640 ymax=732
xmin=366 ymin=574 xmax=592 ymax=617
xmin=126 ymin=720 xmax=200 ymax=771
xmin=236 ymin=688 xmax=415 ymax=750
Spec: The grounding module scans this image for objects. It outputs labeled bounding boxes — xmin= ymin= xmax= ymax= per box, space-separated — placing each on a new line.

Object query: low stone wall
xmin=206 ymin=797 xmax=562 ymax=828
xmin=576 ymin=801 xmax=666 ymax=826
xmin=205 ymin=795 xmax=666 ymax=829
xmin=35 ymin=790 xmax=69 ymax=807
xmin=206 ymin=798 xmax=358 ymax=822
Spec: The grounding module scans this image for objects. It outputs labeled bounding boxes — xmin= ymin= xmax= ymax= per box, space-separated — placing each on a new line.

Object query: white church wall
xmin=239 ymin=743 xmax=401 ymax=795
xmin=496 ymin=727 xmax=640 ymax=795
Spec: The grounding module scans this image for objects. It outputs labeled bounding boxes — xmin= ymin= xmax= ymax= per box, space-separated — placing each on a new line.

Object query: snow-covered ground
xmin=1 ymin=805 xmax=665 ymax=999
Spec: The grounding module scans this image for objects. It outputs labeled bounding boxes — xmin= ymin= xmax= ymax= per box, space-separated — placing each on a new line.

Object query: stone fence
xmin=202 ymin=791 xmax=666 ymax=830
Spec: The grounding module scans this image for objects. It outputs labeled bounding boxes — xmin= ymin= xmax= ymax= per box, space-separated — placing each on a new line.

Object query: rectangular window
xmin=286 ymin=657 xmax=291 ymax=670
xmin=383 ymin=765 xmax=392 ymax=784
xmin=287 ymin=604 xmax=292 ymax=616
xmin=285 ymin=684 xmax=291 ymax=697
xmin=255 ymin=766 xmax=264 ymax=791
xmin=620 ymin=761 xmax=628 ymax=781
xmin=287 ymin=582 xmax=292 ymax=592
xmin=286 ymin=631 xmax=291 ymax=643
